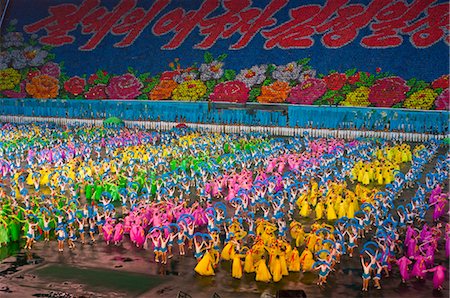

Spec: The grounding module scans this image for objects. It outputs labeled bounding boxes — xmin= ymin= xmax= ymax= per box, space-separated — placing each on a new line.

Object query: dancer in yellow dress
xmin=305 ymin=231 xmax=318 ymax=252
xmin=278 ymin=247 xmax=289 ymax=277
xmin=271 ymin=254 xmax=283 ymax=282
xmin=315 ymin=199 xmax=324 ymax=220
xmin=39 ymin=166 xmax=50 ymax=186
xmin=289 ymin=221 xmax=305 ymax=247
xmin=220 ymin=238 xmax=235 ymax=261
xmin=244 ymin=249 xmax=255 ymax=273
xmin=383 ymin=165 xmax=394 ymax=184
xmin=300 ymin=200 xmax=311 ymax=217
xmin=337 ymin=199 xmax=347 ymax=219
xmin=295 ymin=192 xmax=308 ymax=210
xmin=255 ymin=255 xmax=271 ymax=283
xmin=25 ymin=168 xmax=34 ymax=186
xmin=288 ymin=248 xmax=300 ymax=272
xmin=299 ymin=248 xmax=315 ymax=272
xmin=347 ymin=198 xmax=356 ymax=219
xmin=231 ymin=248 xmax=245 ymax=279
xmin=250 ymin=238 xmax=266 ymax=262
xmin=361 ymin=167 xmax=370 ymax=185
xmin=194 ymin=249 xmax=215 ymax=276
xmin=376 ymin=167 xmax=384 ymax=185
xmin=326 ymin=200 xmax=337 ymax=221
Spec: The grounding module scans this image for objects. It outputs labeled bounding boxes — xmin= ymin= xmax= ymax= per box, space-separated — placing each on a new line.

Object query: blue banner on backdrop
xmin=2 ymin=0 xmax=449 ymax=81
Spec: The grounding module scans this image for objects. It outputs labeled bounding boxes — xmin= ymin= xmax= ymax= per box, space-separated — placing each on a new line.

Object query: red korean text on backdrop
xmin=361 ymin=0 xmax=449 ymax=48
xmin=25 ymin=0 xmax=170 ymax=50
xmin=24 ymin=0 xmax=100 ymax=46
xmin=193 ymin=0 xmax=288 ymax=50
xmin=315 ymin=0 xmax=393 ymax=48
xmin=400 ymin=2 xmax=449 ymax=48
xmin=23 ymin=0 xmax=449 ymax=51
xmin=153 ymin=0 xmax=289 ymax=49
xmin=152 ymin=0 xmax=220 ymax=49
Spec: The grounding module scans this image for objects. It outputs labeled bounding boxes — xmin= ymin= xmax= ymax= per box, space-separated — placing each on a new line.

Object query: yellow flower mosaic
xmin=341 ymin=86 xmax=370 ymax=107
xmin=404 ymin=88 xmax=438 ymax=110
xmin=0 ymin=68 xmax=21 ymax=91
xmin=172 ymin=80 xmax=207 ymax=101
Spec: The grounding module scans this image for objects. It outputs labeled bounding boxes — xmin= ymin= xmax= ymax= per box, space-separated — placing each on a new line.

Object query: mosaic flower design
xmin=404 ymin=88 xmax=438 ymax=110
xmin=9 ymin=46 xmax=48 ymax=69
xmin=434 ymin=88 xmax=449 ymax=110
xmin=340 ymin=86 xmax=371 ymax=107
xmin=172 ymin=80 xmax=206 ymax=101
xmin=1 ymin=32 xmax=24 ymax=48
xmin=272 ymin=61 xmax=302 ymax=82
xmin=209 ymin=80 xmax=250 ymax=103
xmin=0 ymin=52 xmax=11 ymax=70
xmin=106 ymin=73 xmax=143 ymax=100
xmin=199 ymin=60 xmax=224 ymax=81
xmin=257 ymin=81 xmax=291 ymax=103
xmin=173 ymin=71 xmax=199 ymax=84
xmin=25 ymin=74 xmax=59 ymax=99
xmin=286 ymin=78 xmax=327 ymax=105
xmin=235 ymin=64 xmax=267 ymax=88
xmin=299 ymin=69 xmax=316 ymax=83
xmin=0 ymin=68 xmax=21 ymax=90
xmin=368 ymin=77 xmax=410 ymax=107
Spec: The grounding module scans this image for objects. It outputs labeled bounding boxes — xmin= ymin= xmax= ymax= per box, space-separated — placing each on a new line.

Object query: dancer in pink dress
xmin=425 ymin=263 xmax=447 ymax=290
xmin=411 ymin=255 xmax=427 ymax=280
xmin=113 ymin=220 xmax=124 ymax=245
xmin=102 ymin=220 xmax=114 ymax=245
xmin=397 ymin=256 xmax=412 ymax=283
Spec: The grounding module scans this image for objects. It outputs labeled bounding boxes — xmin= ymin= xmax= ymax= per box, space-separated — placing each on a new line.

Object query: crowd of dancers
xmin=0 ymin=122 xmax=448 ymax=292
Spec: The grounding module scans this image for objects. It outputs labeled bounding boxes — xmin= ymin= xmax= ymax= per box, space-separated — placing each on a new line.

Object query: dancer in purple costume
xmin=432 ymin=194 xmax=447 ymax=221
xmin=425 ymin=263 xmax=447 ymax=290
xmin=102 ymin=220 xmax=114 ymax=245
xmin=411 ymin=255 xmax=427 ymax=279
xmin=113 ymin=220 xmax=124 ymax=245
xmin=397 ymin=256 xmax=412 ymax=283
xmin=406 ymin=236 xmax=417 ymax=259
